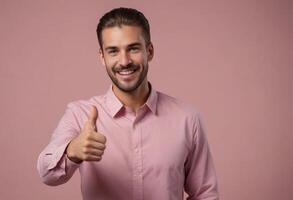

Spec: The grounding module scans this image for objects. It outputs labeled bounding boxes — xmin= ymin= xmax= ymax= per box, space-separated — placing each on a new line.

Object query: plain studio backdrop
xmin=0 ymin=0 xmax=292 ymax=199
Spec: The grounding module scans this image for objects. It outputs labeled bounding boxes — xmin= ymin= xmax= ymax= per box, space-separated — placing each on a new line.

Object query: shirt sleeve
xmin=184 ymin=114 xmax=220 ymax=200
xmin=37 ymin=103 xmax=81 ymax=186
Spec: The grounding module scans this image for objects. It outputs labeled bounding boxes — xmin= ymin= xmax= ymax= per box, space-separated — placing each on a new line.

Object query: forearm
xmin=37 ymin=142 xmax=80 ymax=186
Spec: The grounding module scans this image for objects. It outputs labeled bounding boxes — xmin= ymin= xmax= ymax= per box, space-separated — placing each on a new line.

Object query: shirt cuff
xmin=47 ymin=142 xmax=71 ymax=170
xmin=65 ymin=154 xmax=81 ymax=169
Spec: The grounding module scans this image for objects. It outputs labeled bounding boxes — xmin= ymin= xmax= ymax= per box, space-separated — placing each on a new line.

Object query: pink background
xmin=0 ymin=0 xmax=292 ymax=199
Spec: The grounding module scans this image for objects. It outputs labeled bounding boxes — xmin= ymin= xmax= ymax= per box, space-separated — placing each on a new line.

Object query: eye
xmin=129 ymin=47 xmax=140 ymax=53
xmin=107 ymin=49 xmax=118 ymax=56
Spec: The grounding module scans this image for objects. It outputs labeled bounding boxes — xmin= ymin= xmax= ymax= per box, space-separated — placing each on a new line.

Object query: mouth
xmin=116 ymin=67 xmax=139 ymax=82
xmin=112 ymin=61 xmax=141 ymax=81
xmin=117 ymin=68 xmax=137 ymax=75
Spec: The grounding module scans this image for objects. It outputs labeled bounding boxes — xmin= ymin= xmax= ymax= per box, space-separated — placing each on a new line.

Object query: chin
xmin=116 ymin=83 xmax=140 ymax=93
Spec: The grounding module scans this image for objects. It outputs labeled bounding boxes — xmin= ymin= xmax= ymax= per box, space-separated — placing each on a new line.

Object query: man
xmin=37 ymin=7 xmax=219 ymax=200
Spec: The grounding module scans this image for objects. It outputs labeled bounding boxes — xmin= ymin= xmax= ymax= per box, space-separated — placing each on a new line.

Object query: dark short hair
xmin=96 ymin=7 xmax=151 ymax=49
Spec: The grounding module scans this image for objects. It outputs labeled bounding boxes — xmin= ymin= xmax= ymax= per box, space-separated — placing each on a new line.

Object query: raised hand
xmin=66 ymin=106 xmax=107 ymax=163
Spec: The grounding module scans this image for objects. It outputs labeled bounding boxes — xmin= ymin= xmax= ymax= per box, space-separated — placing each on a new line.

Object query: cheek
xmin=104 ymin=57 xmax=118 ymax=68
xmin=132 ymin=54 xmax=147 ymax=65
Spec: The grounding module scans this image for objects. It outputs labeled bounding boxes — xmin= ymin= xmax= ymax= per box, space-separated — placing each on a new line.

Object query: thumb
xmin=85 ymin=106 xmax=98 ymax=131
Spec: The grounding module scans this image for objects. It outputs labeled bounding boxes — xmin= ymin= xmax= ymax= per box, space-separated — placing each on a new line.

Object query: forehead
xmin=101 ymin=25 xmax=145 ymax=48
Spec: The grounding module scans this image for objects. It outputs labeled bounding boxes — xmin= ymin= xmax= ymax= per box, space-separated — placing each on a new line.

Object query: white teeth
xmin=118 ymin=70 xmax=135 ymax=75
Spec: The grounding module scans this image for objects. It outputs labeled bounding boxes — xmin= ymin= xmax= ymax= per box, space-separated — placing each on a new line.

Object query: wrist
xmin=66 ymin=141 xmax=83 ymax=164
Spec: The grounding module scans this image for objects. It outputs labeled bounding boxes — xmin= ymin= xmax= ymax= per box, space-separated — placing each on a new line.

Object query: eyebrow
xmin=104 ymin=42 xmax=142 ymax=51
xmin=127 ymin=42 xmax=142 ymax=48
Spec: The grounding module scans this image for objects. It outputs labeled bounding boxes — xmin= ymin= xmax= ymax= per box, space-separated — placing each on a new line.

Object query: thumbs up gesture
xmin=66 ymin=106 xmax=107 ymax=163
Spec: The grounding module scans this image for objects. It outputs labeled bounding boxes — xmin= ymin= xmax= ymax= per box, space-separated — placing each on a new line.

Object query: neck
xmin=112 ymin=79 xmax=150 ymax=113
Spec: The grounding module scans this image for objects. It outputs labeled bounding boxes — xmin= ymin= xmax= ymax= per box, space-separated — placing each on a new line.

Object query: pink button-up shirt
xmin=37 ymin=84 xmax=219 ymax=200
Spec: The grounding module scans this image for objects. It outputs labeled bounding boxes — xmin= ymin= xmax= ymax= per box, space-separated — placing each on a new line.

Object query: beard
xmin=106 ymin=62 xmax=148 ymax=93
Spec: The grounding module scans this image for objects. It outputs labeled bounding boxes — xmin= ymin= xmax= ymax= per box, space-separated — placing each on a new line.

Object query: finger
xmin=84 ymin=155 xmax=102 ymax=162
xmin=90 ymin=132 xmax=107 ymax=144
xmin=89 ymin=105 xmax=98 ymax=128
xmin=84 ymin=106 xmax=98 ymax=131
xmin=86 ymin=140 xmax=106 ymax=150
xmin=87 ymin=148 xmax=104 ymax=157
xmin=87 ymin=106 xmax=98 ymax=131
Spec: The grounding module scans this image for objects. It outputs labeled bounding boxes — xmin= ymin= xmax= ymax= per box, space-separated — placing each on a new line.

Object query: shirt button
xmin=135 ymin=148 xmax=139 ymax=153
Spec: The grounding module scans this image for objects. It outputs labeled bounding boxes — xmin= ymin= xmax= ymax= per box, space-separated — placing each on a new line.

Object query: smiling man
xmin=37 ymin=7 xmax=219 ymax=200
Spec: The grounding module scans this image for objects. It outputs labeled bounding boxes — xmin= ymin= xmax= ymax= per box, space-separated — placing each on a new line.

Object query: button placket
xmin=132 ymin=122 xmax=143 ymax=200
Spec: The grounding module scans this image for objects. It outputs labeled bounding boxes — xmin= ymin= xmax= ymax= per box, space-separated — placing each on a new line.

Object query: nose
xmin=119 ymin=51 xmax=132 ymax=67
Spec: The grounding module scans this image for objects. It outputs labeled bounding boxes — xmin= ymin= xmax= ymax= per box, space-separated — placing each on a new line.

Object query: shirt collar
xmin=105 ymin=82 xmax=158 ymax=118
xmin=145 ymin=82 xmax=158 ymax=115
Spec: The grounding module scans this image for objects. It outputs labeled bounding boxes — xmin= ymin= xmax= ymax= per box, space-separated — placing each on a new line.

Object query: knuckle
xmin=100 ymin=144 xmax=106 ymax=150
xmin=101 ymin=135 xmax=107 ymax=143
xmin=82 ymin=147 xmax=88 ymax=154
xmin=96 ymin=150 xmax=102 ymax=156
xmin=84 ymin=141 xmax=91 ymax=147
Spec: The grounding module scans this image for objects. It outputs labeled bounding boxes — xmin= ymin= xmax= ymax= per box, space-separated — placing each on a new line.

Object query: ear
xmin=147 ymin=42 xmax=154 ymax=61
xmin=99 ymin=48 xmax=106 ymax=66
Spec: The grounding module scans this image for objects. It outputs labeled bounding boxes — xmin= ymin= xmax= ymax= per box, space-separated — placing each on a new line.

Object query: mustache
xmin=113 ymin=63 xmax=140 ymax=73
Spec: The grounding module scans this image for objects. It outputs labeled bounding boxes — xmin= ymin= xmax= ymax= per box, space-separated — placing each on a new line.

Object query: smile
xmin=117 ymin=69 xmax=137 ymax=75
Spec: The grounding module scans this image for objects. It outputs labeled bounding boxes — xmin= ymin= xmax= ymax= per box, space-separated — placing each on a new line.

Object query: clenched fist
xmin=66 ymin=106 xmax=107 ymax=163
